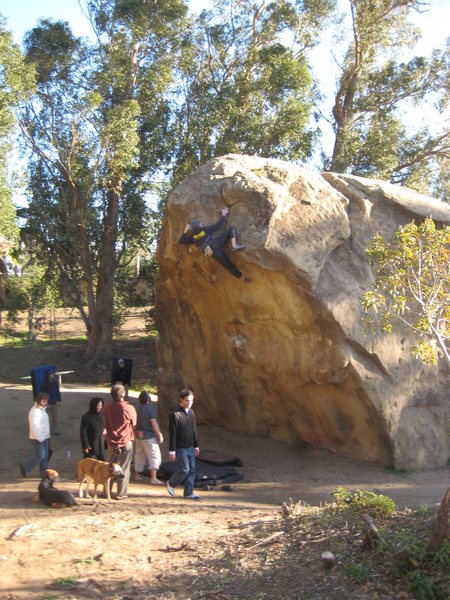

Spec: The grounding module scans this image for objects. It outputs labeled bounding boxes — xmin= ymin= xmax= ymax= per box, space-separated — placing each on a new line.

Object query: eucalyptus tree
xmin=19 ymin=0 xmax=189 ymax=366
xmin=328 ymin=0 xmax=449 ymax=199
xmin=0 ymin=18 xmax=34 ymax=317
xmin=171 ymin=0 xmax=334 ymax=184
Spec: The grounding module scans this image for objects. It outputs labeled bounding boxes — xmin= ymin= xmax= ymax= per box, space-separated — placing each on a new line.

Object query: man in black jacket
xmin=167 ymin=388 xmax=200 ymax=500
xmin=179 ymin=206 xmax=245 ymax=278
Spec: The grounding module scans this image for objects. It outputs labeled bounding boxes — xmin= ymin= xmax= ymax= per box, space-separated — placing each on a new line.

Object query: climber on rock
xmin=179 ymin=206 xmax=245 ymax=279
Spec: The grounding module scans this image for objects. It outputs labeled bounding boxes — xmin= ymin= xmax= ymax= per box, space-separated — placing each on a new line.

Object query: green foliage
xmin=52 ymin=577 xmax=76 ymax=587
xmin=114 ymin=253 xmax=158 ymax=309
xmin=18 ymin=1 xmax=189 ymax=363
xmin=5 ymin=263 xmax=61 ymax=344
xmin=73 ymin=556 xmax=96 ymax=565
xmin=6 ymin=264 xmax=60 ymax=314
xmin=328 ymin=1 xmax=449 ymax=200
xmin=405 ymin=570 xmax=436 ymax=600
xmin=0 ymin=195 xmax=18 ymax=264
xmin=0 ymin=329 xmax=29 ymax=347
xmin=171 ymin=0 xmax=333 ymax=184
xmin=334 ymin=486 xmax=397 ymax=518
xmin=342 ymin=562 xmax=370 ymax=584
xmin=393 ymin=526 xmax=450 ymax=600
xmin=101 ymin=100 xmax=140 ymax=185
xmin=362 ymin=218 xmax=450 ymax=367
xmin=0 ymin=19 xmax=34 ymax=256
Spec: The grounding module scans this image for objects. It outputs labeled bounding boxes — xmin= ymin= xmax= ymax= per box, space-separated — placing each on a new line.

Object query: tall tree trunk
xmin=85 ymin=182 xmax=121 ymax=367
xmin=329 ymin=121 xmax=348 ymax=172
xmin=328 ymin=0 xmax=361 ymax=173
xmin=27 ymin=308 xmax=34 ymax=345
xmin=0 ymin=257 xmax=8 ymax=326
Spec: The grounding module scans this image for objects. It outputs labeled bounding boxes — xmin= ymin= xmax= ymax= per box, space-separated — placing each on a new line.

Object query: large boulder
xmin=155 ymin=154 xmax=449 ymax=469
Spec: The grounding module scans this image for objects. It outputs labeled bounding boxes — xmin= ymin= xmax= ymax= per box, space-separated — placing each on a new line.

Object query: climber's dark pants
xmin=210 ymin=227 xmax=242 ymax=279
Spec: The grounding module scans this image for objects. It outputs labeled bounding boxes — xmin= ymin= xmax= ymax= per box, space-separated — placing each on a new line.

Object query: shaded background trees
xmin=1 ymin=0 xmax=448 ymax=365
xmin=18 ymin=0 xmax=188 ymax=366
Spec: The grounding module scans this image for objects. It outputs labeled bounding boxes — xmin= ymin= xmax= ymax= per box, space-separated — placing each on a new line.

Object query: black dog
xmin=38 ymin=469 xmax=78 ymax=508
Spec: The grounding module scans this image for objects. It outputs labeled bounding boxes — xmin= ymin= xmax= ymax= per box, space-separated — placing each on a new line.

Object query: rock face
xmin=155 ymin=154 xmax=449 ymax=469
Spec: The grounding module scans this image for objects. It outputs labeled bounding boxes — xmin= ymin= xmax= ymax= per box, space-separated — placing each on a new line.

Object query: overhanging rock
xmin=155 ymin=154 xmax=449 ymax=469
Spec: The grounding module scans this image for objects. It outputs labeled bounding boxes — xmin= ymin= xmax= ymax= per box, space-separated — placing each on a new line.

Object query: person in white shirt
xmin=19 ymin=392 xmax=51 ymax=477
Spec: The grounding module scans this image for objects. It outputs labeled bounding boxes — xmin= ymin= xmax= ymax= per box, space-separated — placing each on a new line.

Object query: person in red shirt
xmin=103 ymin=383 xmax=137 ymax=500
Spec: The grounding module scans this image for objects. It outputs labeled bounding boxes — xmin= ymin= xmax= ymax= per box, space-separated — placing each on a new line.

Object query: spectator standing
xmin=113 ymin=358 xmax=131 ymax=386
xmin=112 ymin=358 xmax=132 ymax=399
xmin=167 ymin=388 xmax=200 ymax=500
xmin=134 ymin=391 xmax=164 ymax=484
xmin=19 ymin=392 xmax=51 ymax=477
xmin=80 ymin=397 xmax=106 ymax=460
xmin=103 ymin=383 xmax=137 ymax=500
xmin=40 ymin=369 xmax=61 ymax=435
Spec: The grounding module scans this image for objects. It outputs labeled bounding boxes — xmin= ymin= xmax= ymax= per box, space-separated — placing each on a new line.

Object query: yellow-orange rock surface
xmin=155 ymin=155 xmax=449 ymax=469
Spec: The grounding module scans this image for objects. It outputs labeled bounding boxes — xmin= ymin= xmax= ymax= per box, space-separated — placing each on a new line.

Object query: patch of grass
xmin=0 ymin=333 xmax=87 ymax=349
xmin=405 ymin=570 xmax=436 ymax=600
xmin=0 ymin=330 xmax=29 ymax=347
xmin=393 ymin=525 xmax=449 ymax=599
xmin=74 ymin=556 xmax=96 ymax=565
xmin=53 ymin=336 xmax=87 ymax=345
xmin=334 ymin=486 xmax=397 ymax=518
xmin=187 ymin=497 xmax=448 ymax=600
xmin=52 ymin=576 xmax=77 ymax=587
xmin=386 ymin=465 xmax=409 ymax=475
xmin=342 ymin=562 xmax=370 ymax=584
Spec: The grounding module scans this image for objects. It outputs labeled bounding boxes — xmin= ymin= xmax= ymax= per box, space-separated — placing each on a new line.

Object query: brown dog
xmin=77 ymin=458 xmax=124 ymax=502
xmin=37 ymin=469 xmax=78 ymax=508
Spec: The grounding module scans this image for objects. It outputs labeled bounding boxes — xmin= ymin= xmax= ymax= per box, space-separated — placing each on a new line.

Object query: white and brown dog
xmin=77 ymin=458 xmax=124 ymax=502
xmin=37 ymin=469 xmax=78 ymax=508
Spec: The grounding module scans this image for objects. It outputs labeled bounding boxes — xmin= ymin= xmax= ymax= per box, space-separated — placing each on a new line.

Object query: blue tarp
xmin=30 ymin=364 xmax=55 ymax=398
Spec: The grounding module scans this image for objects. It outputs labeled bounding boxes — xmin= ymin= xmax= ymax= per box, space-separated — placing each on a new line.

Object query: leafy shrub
xmin=334 ymin=486 xmax=397 ymax=518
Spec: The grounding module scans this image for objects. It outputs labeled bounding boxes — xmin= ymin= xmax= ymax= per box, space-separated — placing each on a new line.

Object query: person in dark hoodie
xmin=40 ymin=370 xmax=62 ymax=436
xmin=80 ymin=397 xmax=106 ymax=460
xmin=179 ymin=206 xmax=245 ymax=278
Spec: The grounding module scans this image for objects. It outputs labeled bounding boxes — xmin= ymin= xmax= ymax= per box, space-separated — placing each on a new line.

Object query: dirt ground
xmin=0 ymin=382 xmax=448 ymax=599
xmin=0 ymin=309 xmax=448 ymax=599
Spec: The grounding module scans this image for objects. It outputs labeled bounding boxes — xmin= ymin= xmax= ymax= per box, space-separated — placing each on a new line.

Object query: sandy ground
xmin=1 ymin=382 xmax=448 ymax=599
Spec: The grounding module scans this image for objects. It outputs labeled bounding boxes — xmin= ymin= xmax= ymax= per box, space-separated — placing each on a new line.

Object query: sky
xmin=1 ymin=0 xmax=448 ymax=49
xmin=0 ymin=0 xmax=448 ymax=165
xmin=0 ymin=0 xmax=210 ymax=43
